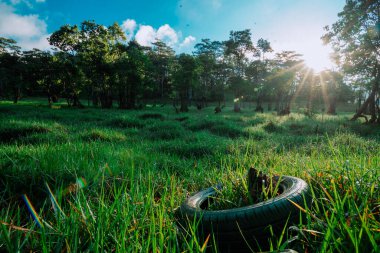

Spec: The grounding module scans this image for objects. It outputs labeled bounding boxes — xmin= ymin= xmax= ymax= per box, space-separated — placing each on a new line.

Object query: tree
xmin=0 ymin=37 xmax=22 ymax=103
xmin=49 ymin=21 xmax=126 ymax=108
xmin=224 ymin=30 xmax=256 ymax=111
xmin=148 ymin=40 xmax=175 ymax=99
xmin=267 ymin=51 xmax=304 ymax=112
xmin=0 ymin=37 xmax=20 ymax=53
xmin=323 ymin=0 xmax=380 ymax=123
xmin=173 ymin=54 xmax=197 ymax=112
xmin=319 ymin=70 xmax=350 ymax=115
xmin=224 ymin=30 xmax=255 ymax=76
xmin=55 ymin=51 xmax=85 ymax=106
xmin=253 ymin=39 xmax=273 ymax=110
xmin=257 ymin=38 xmax=273 ymax=61
xmin=23 ymin=49 xmax=66 ymax=106
xmin=194 ymin=39 xmax=226 ymax=106
xmin=114 ymin=40 xmax=149 ymax=109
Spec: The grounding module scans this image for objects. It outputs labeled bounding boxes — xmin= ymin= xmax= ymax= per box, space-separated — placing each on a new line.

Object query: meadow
xmin=0 ymin=100 xmax=379 ymax=252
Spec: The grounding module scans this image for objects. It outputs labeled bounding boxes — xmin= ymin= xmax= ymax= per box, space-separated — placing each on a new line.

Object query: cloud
xmin=0 ymin=2 xmax=51 ymax=50
xmin=135 ymin=25 xmax=156 ymax=46
xmin=121 ymin=19 xmax=136 ymax=39
xmin=134 ymin=23 xmax=182 ymax=48
xmin=157 ymin=24 xmax=178 ymax=46
xmin=121 ymin=18 xmax=196 ymax=52
xmin=18 ymin=34 xmax=51 ymax=50
xmin=180 ymin=35 xmax=196 ymax=48
xmin=9 ymin=0 xmax=33 ymax=8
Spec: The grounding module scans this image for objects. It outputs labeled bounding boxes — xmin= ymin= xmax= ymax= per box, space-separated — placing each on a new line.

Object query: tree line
xmin=1 ymin=1 xmax=378 ymax=124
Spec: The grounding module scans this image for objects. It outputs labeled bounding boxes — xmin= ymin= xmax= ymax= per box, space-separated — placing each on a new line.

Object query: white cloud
xmin=0 ymin=2 xmax=51 ymax=50
xmin=121 ymin=18 xmax=136 ymax=39
xmin=157 ymin=24 xmax=178 ymax=46
xmin=135 ymin=25 xmax=156 ymax=46
xmin=121 ymin=18 xmax=195 ymax=52
xmin=134 ymin=23 xmax=181 ymax=48
xmin=18 ymin=34 xmax=51 ymax=50
xmin=180 ymin=35 xmax=196 ymax=48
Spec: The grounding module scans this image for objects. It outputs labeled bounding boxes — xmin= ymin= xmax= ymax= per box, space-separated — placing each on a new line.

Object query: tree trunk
xmin=234 ymin=96 xmax=241 ymax=112
xmin=100 ymin=90 xmax=113 ymax=109
xmin=72 ymin=94 xmax=82 ymax=108
xmin=368 ymin=93 xmax=377 ymax=123
xmin=13 ymin=87 xmax=20 ymax=104
xmin=47 ymin=87 xmax=52 ymax=106
xmin=327 ymin=96 xmax=337 ymax=115
xmin=351 ymin=84 xmax=378 ymax=122
xmin=267 ymin=101 xmax=272 ymax=111
xmin=118 ymin=88 xmax=127 ymax=109
xmin=92 ymin=89 xmax=99 ymax=107
xmin=126 ymin=86 xmax=136 ymax=109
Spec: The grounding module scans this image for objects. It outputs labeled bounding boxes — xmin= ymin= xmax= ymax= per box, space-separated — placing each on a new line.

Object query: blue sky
xmin=0 ymin=0 xmax=345 ymax=71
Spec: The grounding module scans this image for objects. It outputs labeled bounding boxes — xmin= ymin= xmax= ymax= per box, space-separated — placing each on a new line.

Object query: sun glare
xmin=302 ymin=47 xmax=334 ymax=73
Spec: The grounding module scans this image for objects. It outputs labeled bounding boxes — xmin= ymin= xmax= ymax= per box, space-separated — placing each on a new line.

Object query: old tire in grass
xmin=175 ymin=176 xmax=311 ymax=252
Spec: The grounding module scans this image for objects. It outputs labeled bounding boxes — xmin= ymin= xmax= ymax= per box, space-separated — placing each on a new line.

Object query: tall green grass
xmin=0 ymin=100 xmax=379 ymax=252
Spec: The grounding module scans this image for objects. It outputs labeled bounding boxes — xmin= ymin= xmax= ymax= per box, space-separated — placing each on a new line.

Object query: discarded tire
xmin=176 ymin=176 xmax=311 ymax=252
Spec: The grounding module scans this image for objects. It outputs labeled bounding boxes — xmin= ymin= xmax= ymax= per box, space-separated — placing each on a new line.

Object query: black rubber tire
xmin=176 ymin=176 xmax=312 ymax=251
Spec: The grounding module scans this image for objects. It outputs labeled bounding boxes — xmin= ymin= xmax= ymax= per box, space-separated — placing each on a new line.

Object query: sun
xmin=301 ymin=46 xmax=335 ymax=72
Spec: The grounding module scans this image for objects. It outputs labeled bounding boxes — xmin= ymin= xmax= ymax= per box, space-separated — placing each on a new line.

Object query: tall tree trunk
xmin=275 ymin=94 xmax=281 ymax=112
xmin=327 ymin=96 xmax=337 ymax=115
xmin=118 ymin=88 xmax=127 ymax=109
xmin=126 ymin=86 xmax=136 ymax=109
xmin=351 ymin=84 xmax=378 ymax=122
xmin=72 ymin=94 xmax=82 ymax=108
xmin=255 ymin=95 xmax=263 ymax=113
xmin=100 ymin=90 xmax=113 ymax=109
xmin=13 ymin=86 xmax=20 ymax=104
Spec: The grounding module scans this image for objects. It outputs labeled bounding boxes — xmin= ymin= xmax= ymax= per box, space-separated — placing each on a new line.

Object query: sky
xmin=0 ymin=0 xmax=345 ymax=71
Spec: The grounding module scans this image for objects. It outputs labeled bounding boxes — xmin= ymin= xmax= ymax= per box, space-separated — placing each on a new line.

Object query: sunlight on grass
xmin=0 ymin=103 xmax=379 ymax=252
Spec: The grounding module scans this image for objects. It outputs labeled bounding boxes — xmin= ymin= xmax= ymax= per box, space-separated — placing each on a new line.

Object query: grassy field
xmin=0 ymin=100 xmax=379 ymax=252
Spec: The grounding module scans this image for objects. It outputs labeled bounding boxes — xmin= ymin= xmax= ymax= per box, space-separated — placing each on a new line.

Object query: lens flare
xmin=22 ymin=194 xmax=44 ymax=228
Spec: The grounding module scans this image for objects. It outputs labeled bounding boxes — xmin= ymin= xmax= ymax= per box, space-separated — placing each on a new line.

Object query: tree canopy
xmin=323 ymin=0 xmax=380 ymax=123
